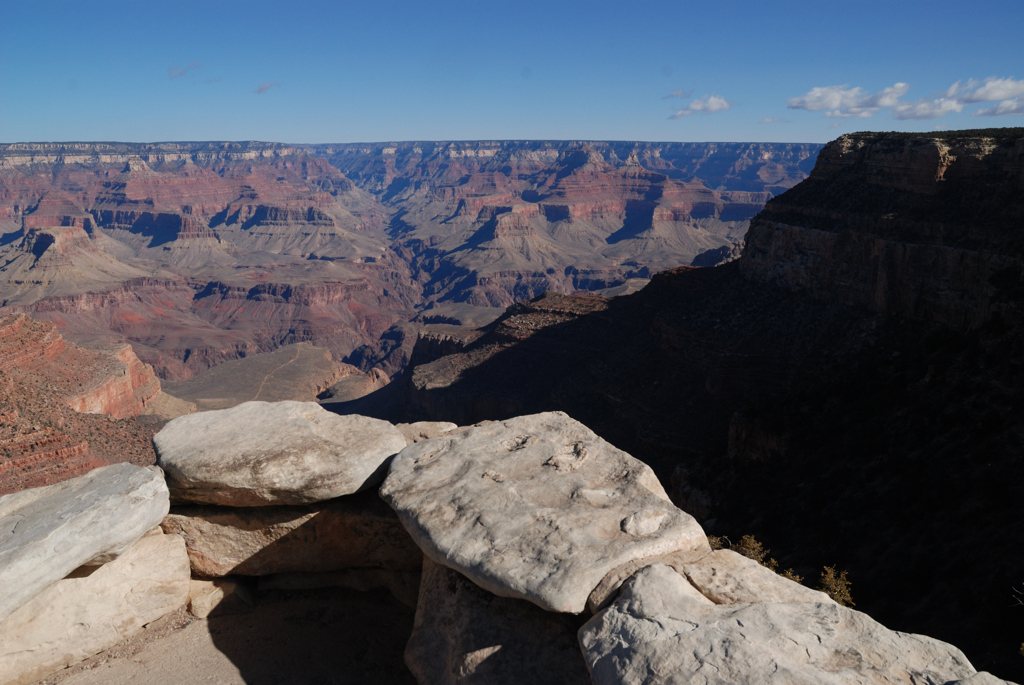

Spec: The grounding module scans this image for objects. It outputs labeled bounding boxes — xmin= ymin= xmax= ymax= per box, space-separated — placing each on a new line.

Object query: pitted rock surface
xmin=380 ymin=411 xmax=709 ymax=613
xmin=395 ymin=421 xmax=459 ymax=445
xmin=0 ymin=463 xmax=169 ymax=623
xmin=155 ymin=401 xmax=406 ymax=506
xmin=580 ymin=564 xmax=981 ymax=685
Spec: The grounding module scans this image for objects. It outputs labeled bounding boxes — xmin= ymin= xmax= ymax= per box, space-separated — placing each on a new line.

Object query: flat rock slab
xmin=0 ymin=463 xmax=169 ymax=623
xmin=580 ymin=564 xmax=981 ymax=685
xmin=155 ymin=401 xmax=407 ymax=506
xmin=380 ymin=411 xmax=709 ymax=613
xmin=405 ymin=557 xmax=590 ymax=685
xmin=0 ymin=530 xmax=190 ymax=685
xmin=161 ymin=490 xmax=423 ymax=577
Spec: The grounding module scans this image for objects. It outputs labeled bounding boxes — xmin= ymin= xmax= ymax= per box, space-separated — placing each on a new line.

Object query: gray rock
xmin=160 ymin=490 xmax=423 ymax=577
xmin=395 ymin=421 xmax=459 ymax=445
xmin=0 ymin=463 xmax=170 ymax=623
xmin=380 ymin=412 xmax=709 ymax=613
xmin=0 ymin=530 xmax=190 ymax=685
xmin=580 ymin=564 xmax=980 ymax=685
xmin=405 ymin=557 xmax=591 ymax=685
xmin=154 ymin=401 xmax=406 ymax=506
xmin=683 ymin=549 xmax=833 ymax=605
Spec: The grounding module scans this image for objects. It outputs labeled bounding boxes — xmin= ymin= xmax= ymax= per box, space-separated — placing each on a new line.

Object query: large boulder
xmin=154 ymin=401 xmax=406 ymax=506
xmin=579 ymin=563 xmax=982 ymax=685
xmin=380 ymin=412 xmax=709 ymax=613
xmin=405 ymin=557 xmax=590 ymax=685
xmin=160 ymin=490 xmax=422 ymax=576
xmin=0 ymin=529 xmax=190 ymax=685
xmin=0 ymin=463 xmax=169 ymax=623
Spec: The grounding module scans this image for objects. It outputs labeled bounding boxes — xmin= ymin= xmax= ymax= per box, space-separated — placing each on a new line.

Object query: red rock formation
xmin=0 ymin=316 xmax=161 ymax=495
xmin=0 ymin=140 xmax=817 ymax=379
xmin=0 ymin=314 xmax=162 ymax=418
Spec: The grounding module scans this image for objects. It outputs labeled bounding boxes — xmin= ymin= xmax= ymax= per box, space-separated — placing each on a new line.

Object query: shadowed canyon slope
xmin=400 ymin=129 xmax=1024 ymax=680
xmin=0 ymin=140 xmax=819 ymax=379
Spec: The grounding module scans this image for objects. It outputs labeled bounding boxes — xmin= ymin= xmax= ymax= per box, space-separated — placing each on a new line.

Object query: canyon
xmin=1 ymin=129 xmax=1022 ymax=682
xmin=0 ymin=140 xmax=818 ymax=380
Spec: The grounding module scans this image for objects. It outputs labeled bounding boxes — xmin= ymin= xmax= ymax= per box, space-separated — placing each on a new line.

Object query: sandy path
xmin=33 ymin=586 xmax=417 ymax=685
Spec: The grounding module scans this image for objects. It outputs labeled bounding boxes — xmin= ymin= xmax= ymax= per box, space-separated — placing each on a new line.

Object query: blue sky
xmin=1 ymin=0 xmax=1022 ymax=144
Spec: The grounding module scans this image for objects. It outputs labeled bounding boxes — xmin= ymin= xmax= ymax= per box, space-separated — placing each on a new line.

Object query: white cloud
xmin=787 ymin=76 xmax=1024 ymax=120
xmin=892 ymin=96 xmax=963 ymax=120
xmin=669 ymin=94 xmax=731 ymax=119
xmin=974 ymin=98 xmax=1024 ymax=116
xmin=786 ymin=83 xmax=909 ymax=118
xmin=662 ymin=89 xmax=691 ymax=100
xmin=758 ymin=117 xmax=789 ymax=124
xmin=960 ymin=77 xmax=1024 ymax=103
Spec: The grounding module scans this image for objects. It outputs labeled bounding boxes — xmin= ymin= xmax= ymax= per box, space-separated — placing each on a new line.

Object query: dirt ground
xmin=32 ymin=587 xmax=417 ymax=685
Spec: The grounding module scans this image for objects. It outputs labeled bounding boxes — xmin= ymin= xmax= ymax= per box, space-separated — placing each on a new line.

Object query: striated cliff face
xmin=0 ymin=314 xmax=162 ymax=419
xmin=0 ymin=314 xmax=167 ymax=495
xmin=743 ymin=131 xmax=1024 ymax=328
xmin=394 ymin=129 xmax=1024 ymax=680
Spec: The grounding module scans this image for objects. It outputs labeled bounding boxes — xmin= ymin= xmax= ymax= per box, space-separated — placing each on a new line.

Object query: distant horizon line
xmin=3 ymin=127 xmax=1020 ymax=148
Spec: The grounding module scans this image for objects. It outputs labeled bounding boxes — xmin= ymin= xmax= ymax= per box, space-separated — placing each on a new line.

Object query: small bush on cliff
xmin=780 ymin=568 xmax=804 ymax=583
xmin=709 ymin=534 xmax=804 ymax=582
xmin=733 ymin=534 xmax=780 ymax=572
xmin=819 ymin=565 xmax=855 ymax=606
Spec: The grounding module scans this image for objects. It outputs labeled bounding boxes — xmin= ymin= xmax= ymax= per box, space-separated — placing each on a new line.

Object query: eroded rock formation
xmin=0 ymin=313 xmax=185 ymax=495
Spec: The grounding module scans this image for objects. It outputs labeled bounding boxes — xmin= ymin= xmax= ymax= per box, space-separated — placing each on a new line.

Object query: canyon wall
xmin=743 ymin=131 xmax=1024 ymax=328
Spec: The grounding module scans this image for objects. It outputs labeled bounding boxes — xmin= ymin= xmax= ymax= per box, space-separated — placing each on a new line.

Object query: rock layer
xmin=0 ymin=463 xmax=169 ymax=622
xmin=155 ymin=401 xmax=406 ymax=506
xmin=380 ymin=411 xmax=709 ymax=613
xmin=0 ymin=530 xmax=190 ymax=685
xmin=160 ymin=490 xmax=422 ymax=576
xmin=743 ymin=131 xmax=1024 ymax=329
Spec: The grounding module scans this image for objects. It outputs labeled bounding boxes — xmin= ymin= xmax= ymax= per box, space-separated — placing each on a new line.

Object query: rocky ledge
xmin=0 ymin=403 xmax=1012 ymax=684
